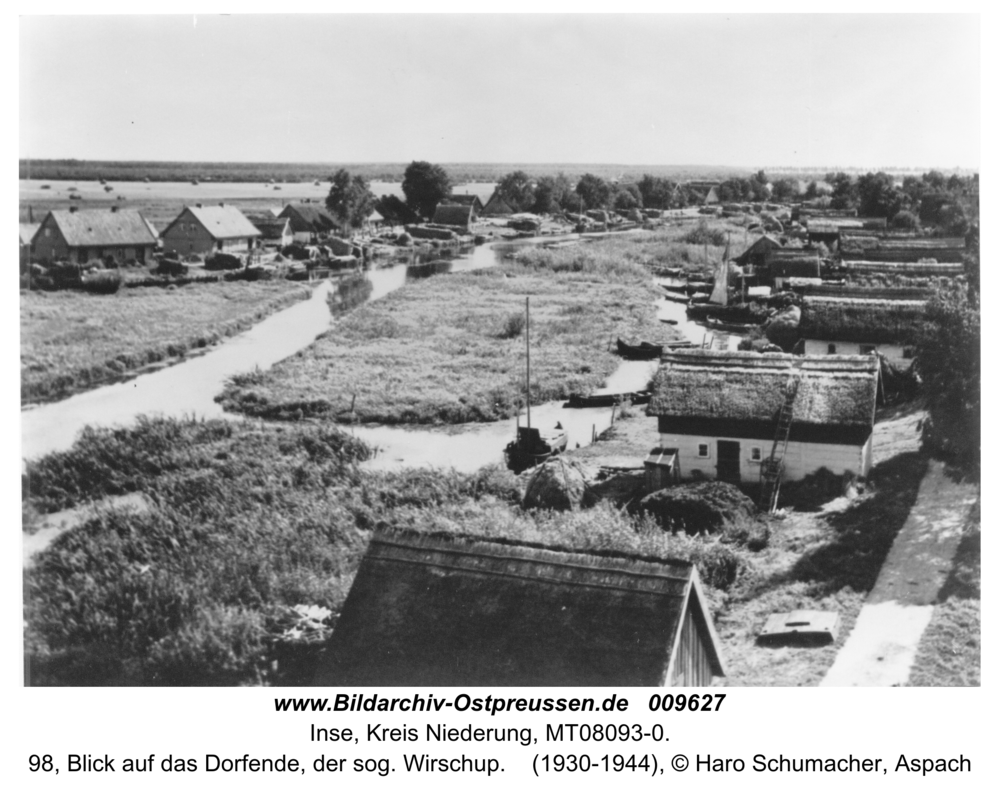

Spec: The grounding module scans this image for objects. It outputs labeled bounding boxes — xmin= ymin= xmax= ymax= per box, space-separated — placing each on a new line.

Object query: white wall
xmin=803 ymin=338 xmax=911 ymax=365
xmin=658 ymin=432 xmax=871 ymax=483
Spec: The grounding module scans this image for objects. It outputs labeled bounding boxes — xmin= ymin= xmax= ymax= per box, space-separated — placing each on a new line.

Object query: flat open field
xmin=217 ymin=239 xmax=683 ymax=425
xmin=21 ymin=280 xmax=309 ymax=404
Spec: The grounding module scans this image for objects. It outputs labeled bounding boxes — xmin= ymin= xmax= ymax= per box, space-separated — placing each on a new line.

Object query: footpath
xmin=821 ymin=459 xmax=978 ymax=686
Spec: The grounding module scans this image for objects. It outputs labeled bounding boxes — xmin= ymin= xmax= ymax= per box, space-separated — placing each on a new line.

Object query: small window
xmin=44 ymin=228 xmax=51 ymax=237
xmin=750 ymin=447 xmax=763 ymax=462
xmin=903 ymin=347 xmax=915 ymax=359
xmin=827 ymin=343 xmax=837 ymax=354
xmin=697 ymin=443 xmax=710 ymax=458
xmin=859 ymin=344 xmax=877 ymax=355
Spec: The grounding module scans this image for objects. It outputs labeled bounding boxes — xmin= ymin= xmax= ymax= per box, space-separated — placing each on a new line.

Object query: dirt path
xmin=820 ymin=459 xmax=978 ymax=686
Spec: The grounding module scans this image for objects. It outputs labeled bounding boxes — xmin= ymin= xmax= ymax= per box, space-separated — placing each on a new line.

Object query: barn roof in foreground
xmin=316 ymin=529 xmax=725 ymax=686
xmin=647 ymin=350 xmax=879 ymax=428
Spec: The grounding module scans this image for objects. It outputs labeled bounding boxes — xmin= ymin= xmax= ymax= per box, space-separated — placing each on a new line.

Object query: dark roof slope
xmin=278 ymin=204 xmax=338 ymax=233
xmin=432 ymin=203 xmax=474 ymax=227
xmin=482 ymin=190 xmax=514 ymax=216
xmin=799 ymin=297 xmax=930 ymax=344
xmin=316 ymin=530 xmax=724 ymax=686
xmin=647 ymin=350 xmax=879 ymax=427
xmin=769 ymin=248 xmax=821 ymax=278
xmin=441 ymin=194 xmax=484 ymax=212
xmin=46 ymin=209 xmax=159 ymax=247
xmin=246 ymin=214 xmax=291 ymax=240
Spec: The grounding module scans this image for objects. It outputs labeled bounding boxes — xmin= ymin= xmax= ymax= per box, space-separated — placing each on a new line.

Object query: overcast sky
xmin=18 ymin=13 xmax=980 ymax=169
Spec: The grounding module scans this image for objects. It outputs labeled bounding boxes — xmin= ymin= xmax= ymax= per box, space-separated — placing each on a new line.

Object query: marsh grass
xmin=217 ymin=240 xmax=681 ymax=425
xmin=21 ymin=280 xmax=310 ymax=404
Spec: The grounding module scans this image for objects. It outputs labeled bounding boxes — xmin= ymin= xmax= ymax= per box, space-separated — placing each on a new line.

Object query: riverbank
xmin=217 ymin=241 xmax=682 ymax=425
xmin=21 ymin=280 xmax=312 ymax=405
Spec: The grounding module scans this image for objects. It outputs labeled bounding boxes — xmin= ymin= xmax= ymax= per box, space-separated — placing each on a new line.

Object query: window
xmin=903 ymin=347 xmax=915 ymax=359
xmin=859 ymin=344 xmax=877 ymax=355
xmin=750 ymin=447 xmax=763 ymax=462
xmin=827 ymin=343 xmax=837 ymax=354
xmin=697 ymin=443 xmax=710 ymax=458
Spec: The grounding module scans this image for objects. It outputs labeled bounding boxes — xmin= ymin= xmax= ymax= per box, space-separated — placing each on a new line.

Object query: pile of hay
xmin=638 ymin=482 xmax=755 ymax=534
xmin=205 ymin=252 xmax=243 ymax=271
xmin=521 ymin=458 xmax=597 ymax=512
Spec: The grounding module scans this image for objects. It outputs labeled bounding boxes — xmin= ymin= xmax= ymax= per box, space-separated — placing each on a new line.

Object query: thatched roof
xmin=732 ymin=234 xmax=782 ymax=266
xmin=164 ymin=205 xmax=261 ymax=241
xmin=431 ymin=203 xmax=474 ymax=228
xmin=800 ymin=297 xmax=930 ymax=344
xmin=647 ymin=350 xmax=879 ymax=427
xmin=839 ymin=260 xmax=965 ymax=276
xmin=840 ymin=235 xmax=966 ymax=263
xmin=316 ymin=529 xmax=725 ymax=686
xmin=246 ymin=215 xmax=291 ymax=240
xmin=769 ymin=248 xmax=821 ymax=278
xmin=440 ymin=194 xmax=484 ymax=213
xmin=482 ymin=190 xmax=514 ymax=216
xmin=42 ymin=209 xmax=158 ymax=247
xmin=278 ymin=203 xmax=338 ymax=233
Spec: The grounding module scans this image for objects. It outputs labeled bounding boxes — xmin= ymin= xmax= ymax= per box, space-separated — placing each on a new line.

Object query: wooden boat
xmin=616 ymin=338 xmax=663 ymax=360
xmin=661 ymin=290 xmax=691 ymax=304
xmin=504 ymin=297 xmax=568 ymax=474
xmin=703 ymin=316 xmax=760 ymax=334
xmin=660 ymin=318 xmax=679 ymax=325
xmin=564 ymin=390 xmax=651 ymax=409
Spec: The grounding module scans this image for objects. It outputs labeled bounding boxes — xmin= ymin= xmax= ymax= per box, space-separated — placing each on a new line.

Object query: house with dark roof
xmin=246 ymin=214 xmax=293 ymax=248
xmin=767 ymin=248 xmax=822 ymax=288
xmin=431 ymin=203 xmax=474 ymax=230
xmin=32 ymin=208 xmax=159 ymax=265
xmin=481 ymin=190 xmax=514 ymax=217
xmin=316 ymin=529 xmax=726 ymax=687
xmin=160 ymin=204 xmax=261 ymax=257
xmin=440 ymin=193 xmax=484 ymax=216
xmin=278 ymin=204 xmax=338 ymax=242
xmin=647 ymin=350 xmax=879 ymax=486
xmin=731 ymin=234 xmax=783 ymax=270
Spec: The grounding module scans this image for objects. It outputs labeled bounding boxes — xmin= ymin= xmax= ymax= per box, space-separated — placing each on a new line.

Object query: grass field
xmin=217 ymin=238 xmax=683 ymax=425
xmin=21 ymin=280 xmax=310 ymax=404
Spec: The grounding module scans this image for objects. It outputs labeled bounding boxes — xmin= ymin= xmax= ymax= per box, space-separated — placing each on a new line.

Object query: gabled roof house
xmin=160 ymin=204 xmax=260 ymax=257
xmin=32 ymin=208 xmax=159 ymax=264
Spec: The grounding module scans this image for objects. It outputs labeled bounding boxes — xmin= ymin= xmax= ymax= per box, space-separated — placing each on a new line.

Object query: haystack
xmin=326 ymin=237 xmax=353 ymax=256
xmin=522 ymin=457 xmax=596 ymax=511
xmin=639 ymin=481 xmax=755 ymax=534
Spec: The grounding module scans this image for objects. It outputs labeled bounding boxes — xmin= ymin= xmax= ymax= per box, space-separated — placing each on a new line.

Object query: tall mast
xmin=525 ymin=296 xmax=531 ymax=429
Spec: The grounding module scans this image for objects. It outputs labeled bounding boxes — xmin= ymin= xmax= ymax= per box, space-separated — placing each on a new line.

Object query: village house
xmin=795 ymin=295 xmax=927 ymax=365
xmin=431 ymin=202 xmax=474 ymax=231
xmin=481 ymin=189 xmax=514 ymax=216
xmin=31 ymin=207 xmax=159 ymax=265
xmin=440 ymin=193 xmax=484 ymax=217
xmin=766 ymin=248 xmax=822 ymax=289
xmin=647 ymin=350 xmax=880 ymax=486
xmin=315 ymin=529 xmax=726 ymax=687
xmin=731 ymin=233 xmax=784 ymax=271
xmin=278 ymin=204 xmax=338 ymax=243
xmin=245 ymin=213 xmax=293 ymax=249
xmin=160 ymin=204 xmax=261 ymax=257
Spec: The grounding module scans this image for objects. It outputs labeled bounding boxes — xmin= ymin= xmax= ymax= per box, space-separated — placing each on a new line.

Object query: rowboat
xmin=616 ymin=338 xmax=663 ymax=360
xmin=703 ymin=316 xmax=760 ymax=334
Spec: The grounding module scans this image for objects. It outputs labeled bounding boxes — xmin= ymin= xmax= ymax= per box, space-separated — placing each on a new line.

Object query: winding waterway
xmin=22 ymin=238 xmax=720 ymax=470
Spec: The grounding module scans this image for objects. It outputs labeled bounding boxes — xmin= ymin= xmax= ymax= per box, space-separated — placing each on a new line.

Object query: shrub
xmin=80 ymin=270 xmax=123 ymax=294
xmin=205 ymin=252 xmax=243 ymax=271
xmin=497 ymin=312 xmax=525 ymax=339
xmin=681 ymin=221 xmax=727 ymax=246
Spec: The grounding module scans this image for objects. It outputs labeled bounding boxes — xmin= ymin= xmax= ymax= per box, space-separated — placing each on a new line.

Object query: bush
xmin=681 ymin=221 xmax=727 ymax=246
xmin=496 ymin=312 xmax=525 ymax=339
xmin=204 ymin=252 xmax=243 ymax=271
xmin=80 ymin=270 xmax=123 ymax=294
xmin=892 ymin=210 xmax=921 ymax=231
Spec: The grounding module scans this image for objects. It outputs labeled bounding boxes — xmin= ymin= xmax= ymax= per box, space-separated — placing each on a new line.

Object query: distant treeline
xmin=22 ymin=159 xmax=761 ymax=185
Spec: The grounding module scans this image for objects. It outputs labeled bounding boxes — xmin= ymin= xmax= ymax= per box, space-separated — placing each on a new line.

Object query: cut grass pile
xmin=24 ymin=416 xmax=749 ymax=686
xmin=21 ymin=280 xmax=310 ymax=404
xmin=218 ymin=239 xmax=681 ymax=425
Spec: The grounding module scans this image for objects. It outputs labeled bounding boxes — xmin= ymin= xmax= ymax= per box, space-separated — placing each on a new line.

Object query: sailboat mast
xmin=525 ymin=296 xmax=531 ymax=429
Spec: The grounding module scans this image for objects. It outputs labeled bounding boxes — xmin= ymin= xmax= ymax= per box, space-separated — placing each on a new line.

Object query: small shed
xmin=315 ymin=529 xmax=726 ymax=687
xmin=644 ymin=447 xmax=680 ymax=492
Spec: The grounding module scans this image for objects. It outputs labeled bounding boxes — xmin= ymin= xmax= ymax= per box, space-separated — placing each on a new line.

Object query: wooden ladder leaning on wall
xmin=758 ymin=369 xmax=802 ymax=513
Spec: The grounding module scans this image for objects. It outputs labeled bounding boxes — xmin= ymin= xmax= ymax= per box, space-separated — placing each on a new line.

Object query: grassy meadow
xmin=218 ymin=237 xmax=684 ymax=425
xmin=21 ymin=280 xmax=310 ymax=404
xmin=24 ymin=416 xmax=755 ymax=686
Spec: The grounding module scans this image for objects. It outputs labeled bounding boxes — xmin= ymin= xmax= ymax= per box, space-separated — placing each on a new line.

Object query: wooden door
xmin=716 ymin=440 xmax=741 ymax=484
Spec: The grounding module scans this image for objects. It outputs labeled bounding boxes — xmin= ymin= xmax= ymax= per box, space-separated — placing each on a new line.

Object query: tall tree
xmin=402 ymin=161 xmax=452 ymax=219
xmin=496 ymin=170 xmax=535 ymax=213
xmin=574 ymin=174 xmax=611 ymax=211
xmin=325 ymin=169 xmax=376 ymax=235
xmin=532 ymin=173 xmax=572 ymax=214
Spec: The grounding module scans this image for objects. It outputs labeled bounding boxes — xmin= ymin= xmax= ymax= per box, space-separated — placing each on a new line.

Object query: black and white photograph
xmin=17 ymin=10 xmax=981 ymax=698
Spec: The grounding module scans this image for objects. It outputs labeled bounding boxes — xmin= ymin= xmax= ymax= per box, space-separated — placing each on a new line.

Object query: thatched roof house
xmin=481 ymin=190 xmax=514 ymax=216
xmin=768 ymin=248 xmax=822 ymax=285
xmin=278 ymin=203 xmax=338 ymax=241
xmin=246 ymin=214 xmax=293 ymax=247
xmin=795 ymin=296 xmax=929 ymax=363
xmin=440 ymin=193 xmax=484 ymax=215
xmin=316 ymin=530 xmax=726 ymax=687
xmin=431 ymin=203 xmax=474 ymax=230
xmin=732 ymin=234 xmax=783 ymax=269
xmin=840 ymin=234 xmax=966 ymax=264
xmin=647 ymin=350 xmax=879 ymax=485
xmin=32 ymin=208 xmax=159 ymax=264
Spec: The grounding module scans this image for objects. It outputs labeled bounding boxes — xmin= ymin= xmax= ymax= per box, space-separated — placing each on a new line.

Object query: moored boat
xmin=564 ymin=390 xmax=651 ymax=409
xmin=616 ymin=338 xmax=663 ymax=360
